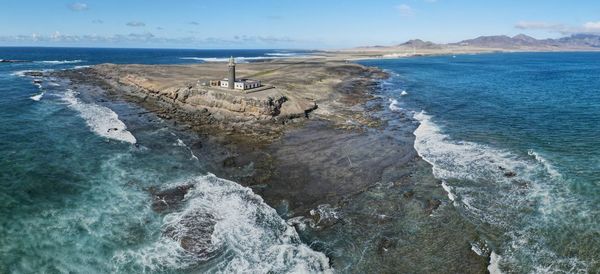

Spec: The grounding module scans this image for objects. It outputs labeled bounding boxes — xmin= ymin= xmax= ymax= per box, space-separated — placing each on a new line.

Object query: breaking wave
xmin=38 ymin=60 xmax=84 ymax=65
xmin=412 ymin=111 xmax=591 ymax=273
xmin=30 ymin=92 xmax=44 ymax=101
xmin=10 ymin=69 xmax=52 ymax=77
xmin=265 ymin=52 xmax=298 ymax=57
xmin=112 ymin=174 xmax=332 ymax=273
xmin=62 ymin=89 xmax=137 ymax=144
xmin=388 ymin=98 xmax=402 ymax=112
xmin=179 ymin=56 xmax=274 ymax=63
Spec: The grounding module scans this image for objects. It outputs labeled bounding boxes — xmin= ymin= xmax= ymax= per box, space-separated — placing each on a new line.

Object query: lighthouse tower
xmin=228 ymin=56 xmax=236 ymax=89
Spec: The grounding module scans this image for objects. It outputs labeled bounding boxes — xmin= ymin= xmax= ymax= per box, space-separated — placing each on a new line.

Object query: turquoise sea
xmin=0 ymin=48 xmax=329 ymax=273
xmin=1 ymin=48 xmax=599 ymax=273
xmin=361 ymin=52 xmax=600 ymax=273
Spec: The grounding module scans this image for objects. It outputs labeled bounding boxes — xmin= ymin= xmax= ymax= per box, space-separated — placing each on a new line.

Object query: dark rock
xmin=25 ymin=71 xmax=44 ymax=77
xmin=163 ymin=210 xmax=219 ymax=259
xmin=504 ymin=171 xmax=517 ymax=178
xmin=222 ymin=156 xmax=237 ymax=168
xmin=377 ymin=236 xmax=396 ymax=255
xmin=0 ymin=59 xmax=29 ymax=63
xmin=150 ymin=184 xmax=194 ymax=213
xmin=424 ymin=199 xmax=442 ymax=214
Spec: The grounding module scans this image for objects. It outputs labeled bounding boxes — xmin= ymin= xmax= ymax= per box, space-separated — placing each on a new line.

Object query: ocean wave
xmin=180 ymin=54 xmax=305 ymax=63
xmin=527 ymin=149 xmax=561 ymax=179
xmin=388 ymin=98 xmax=402 ymax=112
xmin=179 ymin=56 xmax=275 ymax=63
xmin=265 ymin=52 xmax=297 ymax=57
xmin=63 ymin=89 xmax=137 ymax=144
xmin=173 ymin=138 xmax=199 ymax=160
xmin=412 ymin=111 xmax=590 ymax=273
xmin=38 ymin=60 xmax=84 ymax=65
xmin=112 ymin=174 xmax=331 ymax=273
xmin=10 ymin=69 xmax=53 ymax=77
xmin=30 ymin=92 xmax=44 ymax=101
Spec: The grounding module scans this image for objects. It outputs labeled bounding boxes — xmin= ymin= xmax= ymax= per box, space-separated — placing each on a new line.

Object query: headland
xmin=49 ymin=54 xmax=489 ymax=272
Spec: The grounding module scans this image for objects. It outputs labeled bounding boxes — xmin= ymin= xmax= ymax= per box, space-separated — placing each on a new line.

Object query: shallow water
xmin=0 ymin=48 xmax=328 ymax=273
xmin=360 ymin=52 xmax=600 ymax=273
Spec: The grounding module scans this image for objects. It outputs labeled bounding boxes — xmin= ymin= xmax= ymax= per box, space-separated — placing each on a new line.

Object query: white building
xmin=220 ymin=78 xmax=262 ymax=91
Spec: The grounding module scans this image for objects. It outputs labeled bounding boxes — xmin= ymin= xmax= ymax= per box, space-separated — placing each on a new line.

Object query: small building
xmin=212 ymin=56 xmax=262 ymax=91
xmin=220 ymin=78 xmax=261 ymax=90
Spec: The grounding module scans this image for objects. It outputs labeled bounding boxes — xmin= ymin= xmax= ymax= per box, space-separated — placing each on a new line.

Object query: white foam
xmin=401 ymin=90 xmax=408 ymax=96
xmin=172 ymin=138 xmax=199 ymax=160
xmin=265 ymin=52 xmax=298 ymax=57
xmin=180 ymin=56 xmax=275 ymax=63
xmin=412 ymin=111 xmax=592 ymax=273
xmin=74 ymin=65 xmax=91 ymax=69
xmin=528 ymin=149 xmax=561 ymax=179
xmin=63 ymin=89 xmax=137 ymax=144
xmin=174 ymin=138 xmax=186 ymax=147
xmin=388 ymin=98 xmax=402 ymax=112
xmin=488 ymin=252 xmax=503 ymax=274
xmin=10 ymin=69 xmax=49 ymax=77
xmin=38 ymin=60 xmax=83 ymax=65
xmin=114 ymin=174 xmax=332 ymax=273
xmin=441 ymin=181 xmax=456 ymax=202
xmin=30 ymin=92 xmax=44 ymax=101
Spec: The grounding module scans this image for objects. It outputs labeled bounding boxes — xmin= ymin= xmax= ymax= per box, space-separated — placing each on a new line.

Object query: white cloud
xmin=68 ymin=2 xmax=88 ymax=11
xmin=515 ymin=20 xmax=600 ymax=34
xmin=515 ymin=21 xmax=564 ymax=30
xmin=583 ymin=21 xmax=600 ymax=32
xmin=396 ymin=4 xmax=414 ymax=17
xmin=126 ymin=21 xmax=146 ymax=27
xmin=0 ymin=32 xmax=300 ymax=46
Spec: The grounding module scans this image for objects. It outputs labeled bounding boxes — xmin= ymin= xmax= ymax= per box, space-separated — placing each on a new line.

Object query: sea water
xmin=0 ymin=47 xmax=328 ymax=273
xmin=360 ymin=52 xmax=600 ymax=273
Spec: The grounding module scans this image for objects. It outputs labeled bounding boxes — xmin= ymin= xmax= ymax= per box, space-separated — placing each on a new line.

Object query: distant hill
xmin=556 ymin=34 xmax=600 ymax=48
xmin=455 ymin=34 xmax=549 ymax=48
xmin=455 ymin=34 xmax=600 ymax=49
xmin=398 ymin=39 xmax=442 ymax=49
xmin=348 ymin=33 xmax=600 ymax=55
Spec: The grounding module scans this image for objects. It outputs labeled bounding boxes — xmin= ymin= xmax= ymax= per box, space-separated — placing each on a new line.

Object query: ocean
xmin=0 ymin=48 xmax=329 ymax=273
xmin=360 ymin=52 xmax=600 ymax=273
xmin=1 ymin=48 xmax=598 ymax=273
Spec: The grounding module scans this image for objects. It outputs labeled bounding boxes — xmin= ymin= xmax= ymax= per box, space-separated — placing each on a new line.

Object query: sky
xmin=1 ymin=0 xmax=600 ymax=49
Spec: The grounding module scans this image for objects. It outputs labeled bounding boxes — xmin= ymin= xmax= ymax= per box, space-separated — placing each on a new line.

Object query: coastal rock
xmin=25 ymin=71 xmax=44 ymax=77
xmin=424 ymin=198 xmax=442 ymax=214
xmin=162 ymin=210 xmax=219 ymax=259
xmin=150 ymin=184 xmax=194 ymax=213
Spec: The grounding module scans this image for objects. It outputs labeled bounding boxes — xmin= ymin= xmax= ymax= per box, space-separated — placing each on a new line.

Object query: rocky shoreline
xmin=51 ymin=58 xmax=490 ymax=272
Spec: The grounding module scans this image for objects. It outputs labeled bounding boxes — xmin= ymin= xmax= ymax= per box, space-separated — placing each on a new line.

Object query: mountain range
xmin=352 ymin=34 xmax=600 ymax=53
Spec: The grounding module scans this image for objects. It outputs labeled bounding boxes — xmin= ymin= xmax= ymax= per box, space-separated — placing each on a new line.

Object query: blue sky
xmin=1 ymin=0 xmax=600 ymax=49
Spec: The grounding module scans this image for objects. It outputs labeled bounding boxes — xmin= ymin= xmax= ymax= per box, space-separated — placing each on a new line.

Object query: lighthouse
xmin=228 ymin=56 xmax=235 ymax=89
xmin=211 ymin=56 xmax=261 ymax=91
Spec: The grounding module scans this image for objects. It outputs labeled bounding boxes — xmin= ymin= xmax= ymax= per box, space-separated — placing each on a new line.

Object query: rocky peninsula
xmin=53 ymin=56 xmax=489 ymax=272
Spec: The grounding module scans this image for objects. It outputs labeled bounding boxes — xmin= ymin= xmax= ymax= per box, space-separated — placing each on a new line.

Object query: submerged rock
xmin=424 ymin=199 xmax=442 ymax=214
xmin=150 ymin=184 xmax=194 ymax=213
xmin=162 ymin=210 xmax=219 ymax=259
xmin=25 ymin=71 xmax=44 ymax=77
xmin=503 ymin=171 xmax=517 ymax=178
